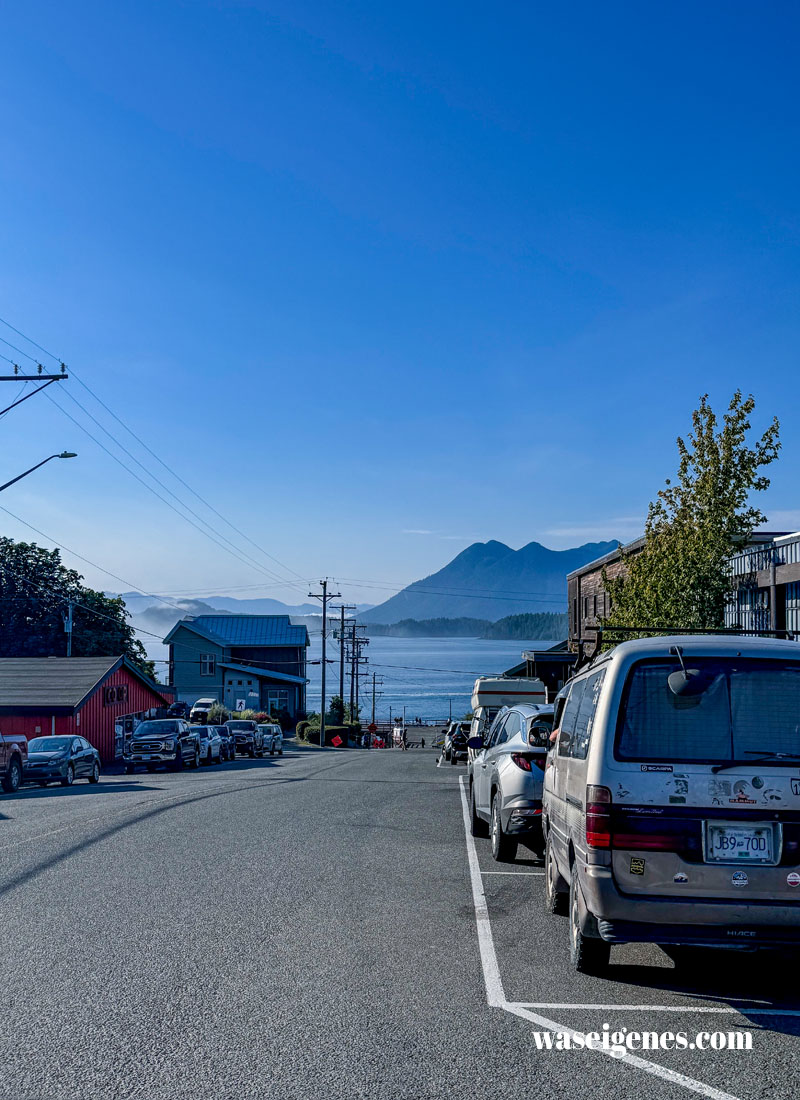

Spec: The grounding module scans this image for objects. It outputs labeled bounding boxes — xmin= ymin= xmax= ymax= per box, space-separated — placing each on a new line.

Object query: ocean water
xmin=305 ymin=636 xmax=557 ymax=723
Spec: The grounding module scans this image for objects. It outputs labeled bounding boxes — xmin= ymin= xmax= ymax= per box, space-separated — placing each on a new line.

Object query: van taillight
xmin=585 ymin=785 xmax=612 ymax=849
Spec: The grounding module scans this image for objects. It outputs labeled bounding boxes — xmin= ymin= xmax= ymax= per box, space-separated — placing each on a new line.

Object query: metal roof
xmin=220 ymin=661 xmax=307 ymax=686
xmin=165 ymin=615 xmax=309 ymax=648
xmin=0 ymin=656 xmax=168 ymax=711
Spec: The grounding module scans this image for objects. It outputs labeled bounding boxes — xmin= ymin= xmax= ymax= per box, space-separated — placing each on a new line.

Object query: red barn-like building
xmin=0 ymin=656 xmax=169 ymax=763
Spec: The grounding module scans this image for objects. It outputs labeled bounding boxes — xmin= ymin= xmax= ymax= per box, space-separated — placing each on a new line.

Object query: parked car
xmin=167 ymin=701 xmax=191 ymax=718
xmin=195 ymin=726 xmax=223 ymax=765
xmin=0 ymin=729 xmax=27 ymax=793
xmin=124 ymin=720 xmax=201 ymax=772
xmin=24 ymin=736 xmax=100 ymax=787
xmin=542 ymin=633 xmax=800 ymax=976
xmin=258 ymin=723 xmax=283 ymax=756
xmin=467 ymin=705 xmax=551 ymax=861
xmin=224 ymin=719 xmax=261 ymax=758
xmin=190 ymin=698 xmax=218 ymax=724
xmin=442 ymin=720 xmax=471 ymax=764
xmin=214 ymin=725 xmax=236 ymax=760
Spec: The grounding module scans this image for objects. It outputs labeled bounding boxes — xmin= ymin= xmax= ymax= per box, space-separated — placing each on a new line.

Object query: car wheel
xmin=61 ymin=764 xmax=75 ymax=788
xmin=470 ymin=783 xmax=489 ymax=838
xmin=270 ymin=747 xmax=275 ymax=756
xmin=444 ymin=748 xmax=451 ymax=762
xmin=569 ymin=862 xmax=610 ymax=975
xmin=1 ymin=758 xmax=22 ymax=794
xmin=490 ymin=792 xmax=517 ymax=862
xmin=89 ymin=761 xmax=100 ymax=784
xmin=249 ymin=748 xmax=255 ymax=758
xmin=169 ymin=750 xmax=183 ymax=772
xmin=191 ymin=748 xmax=200 ymax=769
xmin=450 ymin=752 xmax=458 ymax=765
xmin=544 ymin=832 xmax=568 ymax=915
xmin=279 ymin=748 xmax=283 ymax=756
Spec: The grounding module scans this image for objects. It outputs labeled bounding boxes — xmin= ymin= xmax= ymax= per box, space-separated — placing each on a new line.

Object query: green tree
xmin=328 ymin=695 xmax=345 ymax=724
xmin=0 ymin=537 xmax=156 ymax=677
xmin=603 ymin=392 xmax=780 ymax=634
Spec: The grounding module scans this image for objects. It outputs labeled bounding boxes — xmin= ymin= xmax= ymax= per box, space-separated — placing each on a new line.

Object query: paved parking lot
xmin=0 ymin=748 xmax=797 ymax=1099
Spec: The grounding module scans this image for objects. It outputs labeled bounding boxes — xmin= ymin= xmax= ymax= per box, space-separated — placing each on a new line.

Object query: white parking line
xmin=481 ymin=870 xmax=545 ymax=876
xmin=458 ymin=777 xmax=741 ymax=1100
xmin=510 ymin=1003 xmax=800 ymax=1016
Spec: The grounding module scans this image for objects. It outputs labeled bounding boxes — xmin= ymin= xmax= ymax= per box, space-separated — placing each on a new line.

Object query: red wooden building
xmin=0 ymin=656 xmax=170 ymax=763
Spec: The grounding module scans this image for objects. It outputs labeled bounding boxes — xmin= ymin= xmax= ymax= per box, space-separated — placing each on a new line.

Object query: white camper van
xmin=470 ymin=676 xmax=548 ymax=746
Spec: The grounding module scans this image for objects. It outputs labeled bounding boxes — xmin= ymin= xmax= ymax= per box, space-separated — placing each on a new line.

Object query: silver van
xmin=542 ymin=634 xmax=800 ymax=974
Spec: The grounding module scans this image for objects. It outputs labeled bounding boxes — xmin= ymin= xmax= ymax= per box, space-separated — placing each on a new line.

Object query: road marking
xmin=458 ymin=777 xmax=741 ymax=1100
xmin=510 ymin=1003 xmax=800 ymax=1015
xmin=481 ymin=870 xmax=544 ymax=875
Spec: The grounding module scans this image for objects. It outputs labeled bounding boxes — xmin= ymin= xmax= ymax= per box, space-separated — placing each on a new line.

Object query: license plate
xmin=705 ymin=822 xmax=776 ymax=864
xmin=138 ymin=754 xmax=152 ymax=760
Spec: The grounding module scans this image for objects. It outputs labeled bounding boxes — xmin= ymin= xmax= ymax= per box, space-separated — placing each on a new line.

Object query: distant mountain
xmin=364 ymin=611 xmax=567 ymax=639
xmin=359 ymin=540 xmax=617 ymax=623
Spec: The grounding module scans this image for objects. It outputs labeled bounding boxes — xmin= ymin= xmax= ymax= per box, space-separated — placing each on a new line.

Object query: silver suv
xmin=467 ymin=704 xmax=554 ymax=861
xmin=543 ymin=634 xmax=800 ymax=975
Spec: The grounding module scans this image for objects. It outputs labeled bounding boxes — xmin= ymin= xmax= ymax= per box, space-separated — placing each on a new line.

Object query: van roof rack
xmin=575 ymin=625 xmax=796 ymax=671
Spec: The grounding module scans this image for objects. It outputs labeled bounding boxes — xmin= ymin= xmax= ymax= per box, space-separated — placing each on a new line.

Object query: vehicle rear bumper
xmin=581 ymin=865 xmax=800 ymax=944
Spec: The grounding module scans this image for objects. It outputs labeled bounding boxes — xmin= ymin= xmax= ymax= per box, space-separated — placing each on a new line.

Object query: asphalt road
xmin=0 ymin=745 xmax=798 ymax=1100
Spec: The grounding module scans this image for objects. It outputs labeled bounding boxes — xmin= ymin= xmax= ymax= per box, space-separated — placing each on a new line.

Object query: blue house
xmin=164 ymin=615 xmax=309 ymax=719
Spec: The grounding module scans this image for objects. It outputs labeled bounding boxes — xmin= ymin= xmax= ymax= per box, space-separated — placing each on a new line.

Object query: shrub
xmin=207 ymin=703 xmax=230 ymax=724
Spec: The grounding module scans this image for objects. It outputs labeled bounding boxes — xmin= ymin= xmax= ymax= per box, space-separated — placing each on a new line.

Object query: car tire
xmin=170 ymin=750 xmax=183 ymax=773
xmin=89 ymin=761 xmax=100 ymax=784
xmin=450 ymin=752 xmax=457 ymax=765
xmin=191 ymin=748 xmax=200 ymax=769
xmin=61 ymin=764 xmax=75 ymax=788
xmin=2 ymin=758 xmax=22 ymax=794
xmin=470 ymin=783 xmax=489 ymax=838
xmin=270 ymin=747 xmax=275 ymax=756
xmin=490 ymin=792 xmax=517 ymax=862
xmin=444 ymin=748 xmax=451 ymax=762
xmin=544 ymin=832 xmax=568 ymax=915
xmin=569 ymin=862 xmax=611 ymax=975
xmin=249 ymin=748 xmax=255 ymax=758
xmin=279 ymin=748 xmax=283 ymax=756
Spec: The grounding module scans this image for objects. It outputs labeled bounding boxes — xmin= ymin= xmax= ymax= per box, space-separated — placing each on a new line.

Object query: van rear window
xmin=616 ymin=657 xmax=800 ymax=763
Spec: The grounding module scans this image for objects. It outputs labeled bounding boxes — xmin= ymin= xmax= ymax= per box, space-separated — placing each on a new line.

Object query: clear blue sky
xmin=1 ymin=1 xmax=799 ymax=609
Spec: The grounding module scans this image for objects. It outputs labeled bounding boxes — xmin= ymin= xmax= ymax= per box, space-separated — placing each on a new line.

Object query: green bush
xmin=207 ymin=703 xmax=230 ymax=724
xmin=295 ymin=719 xmax=311 ymax=741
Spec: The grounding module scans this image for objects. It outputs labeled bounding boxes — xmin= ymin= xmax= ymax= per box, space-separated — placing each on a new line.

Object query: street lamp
xmin=0 ymin=452 xmax=77 ymax=493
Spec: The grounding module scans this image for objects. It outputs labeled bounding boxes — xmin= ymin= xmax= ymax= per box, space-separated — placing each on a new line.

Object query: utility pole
xmin=64 ymin=601 xmax=74 ymax=657
xmin=370 ymin=672 xmax=384 ymax=726
xmin=334 ymin=604 xmax=355 ymax=716
xmin=308 ymin=579 xmax=341 ymax=749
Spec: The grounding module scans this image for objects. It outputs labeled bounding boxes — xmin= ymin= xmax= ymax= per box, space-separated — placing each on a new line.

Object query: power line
xmin=0 ymin=315 xmax=309 ymax=588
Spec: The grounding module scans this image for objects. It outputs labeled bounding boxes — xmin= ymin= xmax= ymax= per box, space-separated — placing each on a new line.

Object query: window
xmin=267 ymin=689 xmax=289 ymax=712
xmin=200 ymin=654 xmax=216 ymax=676
xmin=497 ymin=713 xmax=520 ymax=746
xmin=570 ymin=668 xmax=606 ymax=759
xmin=616 ymin=657 xmax=800 ymax=763
xmin=583 ymin=596 xmax=588 ymax=617
xmin=558 ymin=679 xmax=586 ymax=756
xmin=487 ymin=716 xmax=507 ymax=748
xmin=592 ymin=594 xmax=598 ymax=617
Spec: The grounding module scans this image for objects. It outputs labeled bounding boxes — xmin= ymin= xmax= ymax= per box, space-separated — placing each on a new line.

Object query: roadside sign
xmin=331 ymin=735 xmax=343 ymax=747
xmin=236 ymin=699 xmax=246 ymax=712
xmin=368 ymin=723 xmax=377 ymax=733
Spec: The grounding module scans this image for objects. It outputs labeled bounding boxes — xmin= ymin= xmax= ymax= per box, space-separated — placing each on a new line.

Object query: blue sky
xmin=1 ymin=1 xmax=799 ymax=609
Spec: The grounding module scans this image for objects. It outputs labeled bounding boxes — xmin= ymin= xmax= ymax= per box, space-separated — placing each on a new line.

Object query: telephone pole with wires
xmin=333 ymin=604 xmax=356 ymax=716
xmin=308 ymin=580 xmax=341 ymax=749
xmin=370 ymin=672 xmax=384 ymax=727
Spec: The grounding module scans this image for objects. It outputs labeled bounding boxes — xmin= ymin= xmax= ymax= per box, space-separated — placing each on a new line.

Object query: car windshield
xmin=28 ymin=737 xmax=71 ymax=752
xmin=227 ymin=722 xmax=255 ymax=731
xmin=135 ymin=721 xmax=180 ymax=736
xmin=616 ymin=657 xmax=800 ymax=763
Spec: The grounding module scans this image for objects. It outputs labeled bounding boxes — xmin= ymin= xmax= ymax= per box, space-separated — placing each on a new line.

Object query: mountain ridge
xmin=359 ymin=539 xmax=617 ymax=623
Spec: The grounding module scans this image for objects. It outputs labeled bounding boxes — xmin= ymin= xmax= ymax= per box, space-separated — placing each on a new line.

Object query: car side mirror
xmin=467 ymin=736 xmax=484 ymax=750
